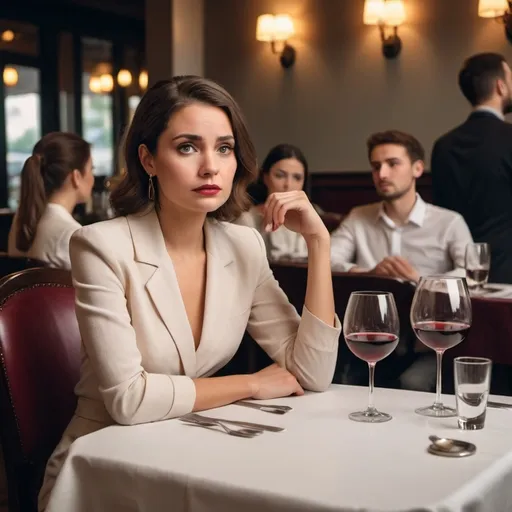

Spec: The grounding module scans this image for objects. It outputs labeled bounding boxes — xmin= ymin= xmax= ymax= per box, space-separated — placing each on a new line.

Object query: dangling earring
xmin=148 ymin=175 xmax=155 ymax=201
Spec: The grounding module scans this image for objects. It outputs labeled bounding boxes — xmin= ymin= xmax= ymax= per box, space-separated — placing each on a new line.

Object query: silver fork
xmin=179 ymin=416 xmax=263 ymax=438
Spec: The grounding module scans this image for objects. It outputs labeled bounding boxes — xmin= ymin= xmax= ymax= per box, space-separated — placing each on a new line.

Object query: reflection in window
xmin=4 ymin=65 xmax=41 ymax=209
xmin=0 ymin=20 xmax=38 ymax=56
xmin=123 ymin=46 xmax=146 ymax=125
xmin=59 ymin=33 xmax=75 ymax=132
xmin=82 ymin=37 xmax=113 ymax=176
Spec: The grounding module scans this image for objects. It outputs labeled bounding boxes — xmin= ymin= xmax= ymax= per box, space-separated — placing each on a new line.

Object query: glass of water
xmin=454 ymin=357 xmax=492 ymax=430
xmin=465 ymin=243 xmax=491 ymax=291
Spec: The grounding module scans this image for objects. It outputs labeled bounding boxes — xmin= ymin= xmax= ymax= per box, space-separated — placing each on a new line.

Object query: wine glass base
xmin=349 ymin=409 xmax=392 ymax=423
xmin=415 ymin=404 xmax=457 ymax=418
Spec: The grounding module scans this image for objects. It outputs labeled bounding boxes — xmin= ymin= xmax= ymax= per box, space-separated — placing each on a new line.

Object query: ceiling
xmin=50 ymin=0 xmax=145 ymax=20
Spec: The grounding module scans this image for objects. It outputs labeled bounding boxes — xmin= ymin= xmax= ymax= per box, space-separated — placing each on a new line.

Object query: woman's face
xmin=75 ymin=156 xmax=95 ymax=203
xmin=263 ymin=157 xmax=305 ymax=195
xmin=140 ymin=103 xmax=237 ymax=216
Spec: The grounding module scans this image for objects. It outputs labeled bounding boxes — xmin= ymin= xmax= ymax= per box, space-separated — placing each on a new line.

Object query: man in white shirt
xmin=331 ymin=130 xmax=473 ymax=391
xmin=331 ymin=130 xmax=473 ymax=281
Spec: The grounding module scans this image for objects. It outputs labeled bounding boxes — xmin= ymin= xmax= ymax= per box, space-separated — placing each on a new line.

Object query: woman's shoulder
xmin=211 ymin=219 xmax=266 ymax=256
xmin=71 ymin=216 xmax=132 ymax=254
xmin=233 ymin=206 xmax=262 ymax=229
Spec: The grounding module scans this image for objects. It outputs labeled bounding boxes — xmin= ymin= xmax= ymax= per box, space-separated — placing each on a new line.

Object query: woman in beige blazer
xmin=40 ymin=77 xmax=341 ymax=510
xmin=8 ymin=132 xmax=94 ymax=269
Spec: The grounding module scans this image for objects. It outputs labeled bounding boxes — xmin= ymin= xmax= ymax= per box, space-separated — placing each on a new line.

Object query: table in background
xmin=47 ymin=385 xmax=512 ymax=512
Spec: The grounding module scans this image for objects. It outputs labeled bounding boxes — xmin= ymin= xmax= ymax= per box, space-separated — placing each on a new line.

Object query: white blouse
xmin=235 ymin=206 xmax=308 ymax=261
xmin=8 ymin=203 xmax=82 ymax=270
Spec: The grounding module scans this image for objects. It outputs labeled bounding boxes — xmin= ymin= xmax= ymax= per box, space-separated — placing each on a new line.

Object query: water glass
xmin=465 ymin=243 xmax=491 ymax=291
xmin=454 ymin=357 xmax=492 ymax=430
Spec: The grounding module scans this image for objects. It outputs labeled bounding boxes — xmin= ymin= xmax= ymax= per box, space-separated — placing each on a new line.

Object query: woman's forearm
xmin=192 ymin=375 xmax=255 ymax=411
xmin=304 ymin=235 xmax=336 ymax=326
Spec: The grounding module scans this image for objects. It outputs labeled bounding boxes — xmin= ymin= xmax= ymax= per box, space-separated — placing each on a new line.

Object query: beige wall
xmin=204 ymin=0 xmax=512 ymax=171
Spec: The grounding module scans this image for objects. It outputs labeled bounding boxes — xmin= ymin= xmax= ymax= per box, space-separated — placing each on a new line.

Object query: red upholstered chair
xmin=0 ymin=268 xmax=81 ymax=512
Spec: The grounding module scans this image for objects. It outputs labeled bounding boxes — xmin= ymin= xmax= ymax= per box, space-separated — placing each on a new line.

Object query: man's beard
xmin=376 ymin=179 xmax=415 ymax=201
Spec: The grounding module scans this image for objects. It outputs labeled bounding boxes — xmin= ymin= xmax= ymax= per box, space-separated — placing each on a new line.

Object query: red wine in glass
xmin=346 ymin=332 xmax=399 ymax=363
xmin=413 ymin=321 xmax=470 ymax=351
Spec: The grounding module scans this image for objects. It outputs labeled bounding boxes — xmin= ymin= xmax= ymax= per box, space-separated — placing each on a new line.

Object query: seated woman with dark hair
xmin=8 ymin=132 xmax=94 ymax=269
xmin=39 ymin=77 xmax=340 ymax=510
xmin=236 ymin=143 xmax=315 ymax=260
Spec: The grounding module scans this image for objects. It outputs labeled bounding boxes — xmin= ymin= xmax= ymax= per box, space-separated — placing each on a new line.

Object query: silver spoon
xmin=428 ymin=435 xmax=476 ymax=457
xmin=180 ymin=417 xmax=262 ymax=438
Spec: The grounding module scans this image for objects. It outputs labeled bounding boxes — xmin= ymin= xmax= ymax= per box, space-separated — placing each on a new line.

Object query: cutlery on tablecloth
xmin=234 ymin=400 xmax=292 ymax=414
xmin=183 ymin=412 xmax=285 ymax=432
xmin=487 ymin=401 xmax=512 ymax=409
xmin=179 ymin=417 xmax=262 ymax=438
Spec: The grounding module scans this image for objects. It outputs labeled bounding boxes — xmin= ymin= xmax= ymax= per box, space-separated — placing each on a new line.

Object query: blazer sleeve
xmin=69 ymin=227 xmax=196 ymax=425
xmin=246 ymin=229 xmax=341 ymax=392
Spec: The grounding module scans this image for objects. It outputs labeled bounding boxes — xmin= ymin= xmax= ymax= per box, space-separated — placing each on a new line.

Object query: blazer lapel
xmin=127 ymin=210 xmax=197 ymax=377
xmin=196 ymin=220 xmax=235 ymax=374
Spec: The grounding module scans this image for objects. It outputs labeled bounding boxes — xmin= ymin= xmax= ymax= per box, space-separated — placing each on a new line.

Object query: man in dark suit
xmin=431 ymin=53 xmax=512 ymax=284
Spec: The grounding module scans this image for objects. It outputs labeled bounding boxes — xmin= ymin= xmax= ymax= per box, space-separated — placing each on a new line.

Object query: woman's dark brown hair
xmin=110 ymin=76 xmax=258 ymax=220
xmin=16 ymin=132 xmax=91 ymax=251
xmin=249 ymin=143 xmax=309 ymax=205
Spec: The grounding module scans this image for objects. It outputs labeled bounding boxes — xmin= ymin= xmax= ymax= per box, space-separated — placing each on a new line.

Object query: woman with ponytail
xmin=8 ymin=132 xmax=94 ymax=269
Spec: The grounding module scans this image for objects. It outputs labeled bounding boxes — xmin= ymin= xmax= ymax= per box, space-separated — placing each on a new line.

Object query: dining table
xmin=45 ymin=384 xmax=512 ymax=512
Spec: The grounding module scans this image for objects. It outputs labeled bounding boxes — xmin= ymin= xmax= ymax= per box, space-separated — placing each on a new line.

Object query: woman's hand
xmin=249 ymin=363 xmax=304 ymax=399
xmin=262 ymin=191 xmax=329 ymax=243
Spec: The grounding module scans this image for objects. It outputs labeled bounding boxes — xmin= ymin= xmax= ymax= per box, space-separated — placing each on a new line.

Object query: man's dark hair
xmin=367 ymin=130 xmax=425 ymax=163
xmin=458 ymin=53 xmax=507 ymax=106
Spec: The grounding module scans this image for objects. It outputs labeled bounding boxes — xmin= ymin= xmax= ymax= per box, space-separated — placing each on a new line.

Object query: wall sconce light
xmin=139 ymin=70 xmax=148 ymax=90
xmin=117 ymin=69 xmax=132 ymax=87
xmin=256 ymin=14 xmax=296 ymax=68
xmin=478 ymin=0 xmax=512 ymax=42
xmin=1 ymin=30 xmax=15 ymax=43
xmin=3 ymin=67 xmax=18 ymax=87
xmin=364 ymin=0 xmax=406 ymax=58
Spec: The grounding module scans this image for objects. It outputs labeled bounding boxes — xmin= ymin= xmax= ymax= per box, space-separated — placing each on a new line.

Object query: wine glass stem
xmin=434 ymin=350 xmax=444 ymax=407
xmin=368 ymin=362 xmax=376 ymax=411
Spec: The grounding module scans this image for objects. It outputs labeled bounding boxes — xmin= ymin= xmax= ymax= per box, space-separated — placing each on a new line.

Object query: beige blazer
xmin=39 ymin=208 xmax=340 ymax=511
xmin=8 ymin=203 xmax=82 ymax=269
xmin=236 ymin=206 xmax=308 ymax=261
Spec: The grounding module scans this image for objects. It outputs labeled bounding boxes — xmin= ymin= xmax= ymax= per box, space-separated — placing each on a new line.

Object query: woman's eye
xmin=218 ymin=145 xmax=233 ymax=154
xmin=178 ymin=144 xmax=195 ymax=154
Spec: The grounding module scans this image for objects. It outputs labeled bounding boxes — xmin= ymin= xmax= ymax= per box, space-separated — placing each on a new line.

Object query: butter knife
xmin=184 ymin=412 xmax=285 ymax=432
xmin=234 ymin=400 xmax=292 ymax=414
xmin=488 ymin=401 xmax=512 ymax=409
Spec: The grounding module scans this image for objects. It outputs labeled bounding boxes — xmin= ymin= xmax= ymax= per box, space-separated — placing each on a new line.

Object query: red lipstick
xmin=193 ymin=185 xmax=221 ymax=196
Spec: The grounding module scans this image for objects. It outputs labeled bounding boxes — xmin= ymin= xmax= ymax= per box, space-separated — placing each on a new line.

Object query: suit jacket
xmin=39 ymin=208 xmax=340 ymax=511
xmin=431 ymin=111 xmax=512 ymax=284
xmin=8 ymin=204 xmax=82 ymax=269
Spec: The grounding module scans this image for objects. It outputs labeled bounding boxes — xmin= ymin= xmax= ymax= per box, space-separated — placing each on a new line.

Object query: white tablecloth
xmin=46 ymin=385 xmax=512 ymax=512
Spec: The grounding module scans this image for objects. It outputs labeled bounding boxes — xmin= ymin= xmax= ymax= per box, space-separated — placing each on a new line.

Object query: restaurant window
xmin=4 ymin=64 xmax=41 ymax=209
xmin=82 ymin=37 xmax=114 ymax=176
xmin=59 ymin=32 xmax=75 ymax=132
xmin=0 ymin=20 xmax=38 ymax=57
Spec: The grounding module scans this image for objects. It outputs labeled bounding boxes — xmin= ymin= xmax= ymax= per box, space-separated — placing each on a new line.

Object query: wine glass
xmin=410 ymin=277 xmax=472 ymax=417
xmin=465 ymin=243 xmax=491 ymax=292
xmin=343 ymin=291 xmax=400 ymax=423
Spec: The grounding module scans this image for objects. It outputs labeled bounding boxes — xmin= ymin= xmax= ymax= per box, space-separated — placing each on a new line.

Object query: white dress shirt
xmin=330 ymin=195 xmax=473 ymax=277
xmin=8 ymin=203 xmax=82 ymax=270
